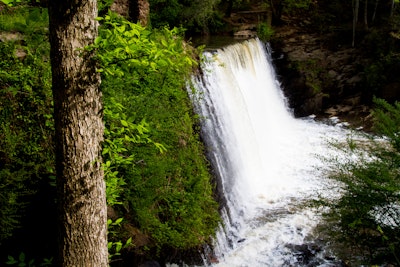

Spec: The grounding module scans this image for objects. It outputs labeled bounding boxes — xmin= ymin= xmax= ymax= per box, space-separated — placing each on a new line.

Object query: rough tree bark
xmin=269 ymin=0 xmax=283 ymax=24
xmin=372 ymin=0 xmax=379 ymax=23
xmin=130 ymin=0 xmax=150 ymax=26
xmin=48 ymin=0 xmax=108 ymax=266
xmin=111 ymin=0 xmax=130 ymax=18
xmin=110 ymin=0 xmax=150 ymax=26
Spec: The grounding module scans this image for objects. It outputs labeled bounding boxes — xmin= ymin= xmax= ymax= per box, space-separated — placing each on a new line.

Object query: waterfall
xmin=189 ymin=38 xmax=348 ymax=266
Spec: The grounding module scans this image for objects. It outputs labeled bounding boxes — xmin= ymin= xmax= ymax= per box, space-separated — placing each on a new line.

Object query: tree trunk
xmin=48 ymin=1 xmax=108 ymax=266
xmin=364 ymin=0 xmax=368 ymax=29
xmin=372 ymin=0 xmax=379 ymax=23
xmin=130 ymin=0 xmax=150 ymax=26
xmin=111 ymin=0 xmax=130 ymax=18
xmin=390 ymin=0 xmax=395 ymax=17
xmin=225 ymin=0 xmax=233 ymax=17
xmin=352 ymin=0 xmax=360 ymax=47
xmin=269 ymin=0 xmax=283 ymax=25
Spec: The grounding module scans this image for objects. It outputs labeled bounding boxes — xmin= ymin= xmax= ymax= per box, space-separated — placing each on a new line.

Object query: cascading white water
xmin=189 ymin=38 xmax=351 ymax=266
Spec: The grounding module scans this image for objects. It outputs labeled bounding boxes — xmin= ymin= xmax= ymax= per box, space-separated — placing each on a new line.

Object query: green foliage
xmin=103 ymin=99 xmax=165 ymax=206
xmin=107 ymin=218 xmax=132 ymax=261
xmin=0 ymin=38 xmax=54 ymax=243
xmin=98 ymin=0 xmax=114 ymax=15
xmin=0 ymin=0 xmax=41 ymax=7
xmin=0 ymin=0 xmax=22 ymax=7
xmin=6 ymin=253 xmax=52 ymax=267
xmin=0 ymin=8 xmax=56 ymax=263
xmin=267 ymin=0 xmax=313 ymax=21
xmin=372 ymin=98 xmax=400 ymax=148
xmin=360 ymin=5 xmax=400 ymax=96
xmin=93 ymin=11 xmax=197 ymax=78
xmin=0 ymin=5 xmax=220 ymax=262
xmin=94 ymin=11 xmax=220 ymax=254
xmin=256 ymin=22 xmax=274 ymax=41
xmin=282 ymin=0 xmax=312 ymax=11
xmin=149 ymin=0 xmax=221 ymax=33
xmin=0 ymin=6 xmax=48 ymax=35
xmin=0 ymin=6 xmax=49 ymax=58
xmin=322 ymin=98 xmax=400 ymax=265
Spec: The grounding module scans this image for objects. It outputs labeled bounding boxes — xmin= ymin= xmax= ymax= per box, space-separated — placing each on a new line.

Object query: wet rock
xmin=300 ymin=93 xmax=325 ymax=115
xmin=328 ymin=70 xmax=338 ymax=78
xmin=286 ymin=242 xmax=348 ymax=267
xmin=347 ymin=75 xmax=363 ymax=84
xmin=343 ymin=96 xmax=361 ymax=106
xmin=286 ymin=243 xmax=317 ymax=265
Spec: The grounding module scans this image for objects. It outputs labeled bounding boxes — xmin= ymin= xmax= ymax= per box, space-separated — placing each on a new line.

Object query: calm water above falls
xmin=188 ymin=38 xmax=351 ymax=266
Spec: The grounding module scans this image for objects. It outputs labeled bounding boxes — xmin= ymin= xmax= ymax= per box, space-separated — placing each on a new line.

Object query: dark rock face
xmin=272 ymin=26 xmax=363 ymax=113
xmin=270 ymin=24 xmax=374 ymax=129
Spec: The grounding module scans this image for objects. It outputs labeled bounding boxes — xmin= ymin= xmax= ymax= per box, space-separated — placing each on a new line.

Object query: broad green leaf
xmin=18 ymin=253 xmax=25 ymax=262
xmin=117 ymin=24 xmax=125 ymax=33
xmin=94 ymin=36 xmax=102 ymax=45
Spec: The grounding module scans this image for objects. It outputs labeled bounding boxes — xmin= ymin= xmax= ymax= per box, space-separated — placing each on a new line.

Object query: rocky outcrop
xmin=219 ymin=6 xmax=375 ymax=130
xmin=271 ymin=23 xmax=373 ymax=130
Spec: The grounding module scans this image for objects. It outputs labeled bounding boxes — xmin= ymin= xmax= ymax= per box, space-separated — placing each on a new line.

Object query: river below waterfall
xmin=180 ymin=38 xmax=354 ymax=266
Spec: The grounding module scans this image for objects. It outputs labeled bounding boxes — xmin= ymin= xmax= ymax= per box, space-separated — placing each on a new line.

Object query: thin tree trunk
xmin=352 ymin=0 xmax=360 ymax=47
xmin=226 ymin=0 xmax=233 ymax=17
xmin=372 ymin=0 xmax=379 ymax=23
xmin=48 ymin=1 xmax=108 ymax=266
xmin=364 ymin=0 xmax=369 ymax=29
xmin=130 ymin=0 xmax=150 ymax=26
xmin=269 ymin=0 xmax=283 ymax=24
xmin=390 ymin=0 xmax=395 ymax=17
xmin=111 ymin=0 xmax=130 ymax=18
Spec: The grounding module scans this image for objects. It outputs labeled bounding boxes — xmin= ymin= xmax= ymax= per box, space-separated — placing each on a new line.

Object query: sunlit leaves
xmin=92 ymin=11 xmax=196 ymax=78
xmin=94 ymin=10 xmax=219 ymax=253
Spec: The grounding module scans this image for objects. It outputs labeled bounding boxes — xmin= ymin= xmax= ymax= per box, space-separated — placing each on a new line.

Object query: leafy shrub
xmin=0 ymin=6 xmax=220 ymax=263
xmin=149 ymin=0 xmax=220 ymax=34
xmin=6 ymin=252 xmax=52 ymax=267
xmin=0 ymin=39 xmax=54 ymax=240
xmin=322 ymin=98 xmax=400 ymax=265
xmin=0 ymin=6 xmax=48 ymax=35
xmin=94 ymin=11 xmax=220 ymax=255
xmin=257 ymin=22 xmax=274 ymax=41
